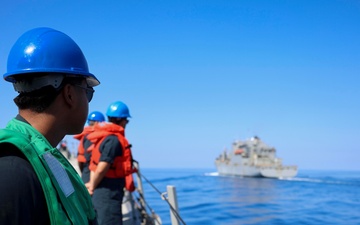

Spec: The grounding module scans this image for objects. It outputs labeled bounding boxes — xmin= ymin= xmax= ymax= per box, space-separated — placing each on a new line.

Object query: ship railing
xmin=133 ymin=161 xmax=186 ymax=225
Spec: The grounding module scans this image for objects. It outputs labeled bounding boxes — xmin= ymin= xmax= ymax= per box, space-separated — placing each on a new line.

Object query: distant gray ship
xmin=215 ymin=136 xmax=298 ymax=178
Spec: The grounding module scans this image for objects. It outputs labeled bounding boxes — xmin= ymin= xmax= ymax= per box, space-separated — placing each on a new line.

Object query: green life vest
xmin=0 ymin=118 xmax=97 ymax=225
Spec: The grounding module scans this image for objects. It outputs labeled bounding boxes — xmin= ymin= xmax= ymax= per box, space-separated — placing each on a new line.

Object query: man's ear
xmin=62 ymin=84 xmax=74 ymax=106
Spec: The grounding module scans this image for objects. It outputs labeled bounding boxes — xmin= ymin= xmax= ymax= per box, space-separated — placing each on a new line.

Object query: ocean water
xmin=136 ymin=168 xmax=360 ymax=225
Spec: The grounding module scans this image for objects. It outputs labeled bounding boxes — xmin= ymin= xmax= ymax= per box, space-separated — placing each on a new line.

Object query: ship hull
xmin=215 ymin=161 xmax=263 ymax=177
xmin=260 ymin=167 xmax=297 ymax=178
xmin=215 ymin=161 xmax=297 ymax=178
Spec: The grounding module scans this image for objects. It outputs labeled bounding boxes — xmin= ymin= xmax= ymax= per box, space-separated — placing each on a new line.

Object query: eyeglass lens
xmin=73 ymin=84 xmax=94 ymax=102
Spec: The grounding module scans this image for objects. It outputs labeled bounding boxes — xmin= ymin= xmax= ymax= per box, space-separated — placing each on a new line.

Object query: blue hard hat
xmin=3 ymin=27 xmax=100 ymax=87
xmin=106 ymin=101 xmax=131 ymax=118
xmin=87 ymin=111 xmax=105 ymax=122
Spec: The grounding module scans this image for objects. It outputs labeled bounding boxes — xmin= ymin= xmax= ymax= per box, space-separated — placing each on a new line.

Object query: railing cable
xmin=139 ymin=172 xmax=187 ymax=225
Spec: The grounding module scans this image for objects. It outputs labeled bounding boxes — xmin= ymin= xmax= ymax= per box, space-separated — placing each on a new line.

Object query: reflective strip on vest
xmin=43 ymin=152 xmax=74 ymax=197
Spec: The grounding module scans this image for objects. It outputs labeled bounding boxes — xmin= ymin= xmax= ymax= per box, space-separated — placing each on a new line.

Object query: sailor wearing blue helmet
xmin=0 ymin=27 xmax=99 ymax=225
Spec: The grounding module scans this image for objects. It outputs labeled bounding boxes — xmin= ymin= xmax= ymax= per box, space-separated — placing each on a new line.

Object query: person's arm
xmin=86 ymin=135 xmax=121 ymax=195
xmin=86 ymin=161 xmax=111 ymax=195
xmin=0 ymin=144 xmax=50 ymax=225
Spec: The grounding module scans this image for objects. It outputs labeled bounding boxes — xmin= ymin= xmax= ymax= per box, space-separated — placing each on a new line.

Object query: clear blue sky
xmin=0 ymin=0 xmax=359 ymax=170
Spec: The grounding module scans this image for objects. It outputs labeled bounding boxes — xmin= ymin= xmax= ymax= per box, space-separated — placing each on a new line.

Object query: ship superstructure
xmin=215 ymin=136 xmax=297 ymax=178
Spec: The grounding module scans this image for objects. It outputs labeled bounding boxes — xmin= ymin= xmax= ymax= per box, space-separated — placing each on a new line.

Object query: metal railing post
xmin=133 ymin=162 xmax=147 ymax=212
xmin=167 ymin=185 xmax=179 ymax=225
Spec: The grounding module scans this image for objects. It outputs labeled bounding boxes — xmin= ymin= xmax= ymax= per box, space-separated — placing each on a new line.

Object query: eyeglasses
xmin=72 ymin=84 xmax=95 ymax=102
xmin=119 ymin=118 xmax=129 ymax=124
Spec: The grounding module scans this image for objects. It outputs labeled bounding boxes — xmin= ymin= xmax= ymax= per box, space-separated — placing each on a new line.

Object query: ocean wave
xmin=281 ymin=177 xmax=360 ymax=186
xmin=140 ymin=168 xmax=360 ymax=225
xmin=204 ymin=171 xmax=219 ymax=176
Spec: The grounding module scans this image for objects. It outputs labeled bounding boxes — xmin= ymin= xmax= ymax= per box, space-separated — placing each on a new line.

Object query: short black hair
xmin=14 ymin=74 xmax=85 ymax=113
